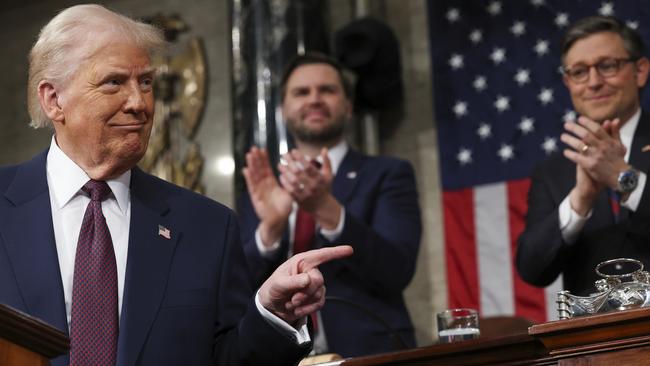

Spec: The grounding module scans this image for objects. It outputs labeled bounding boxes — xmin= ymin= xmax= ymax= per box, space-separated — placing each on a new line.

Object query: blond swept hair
xmin=27 ymin=4 xmax=166 ymax=128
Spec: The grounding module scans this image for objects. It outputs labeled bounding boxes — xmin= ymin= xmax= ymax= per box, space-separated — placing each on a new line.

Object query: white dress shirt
xmin=47 ymin=137 xmax=131 ymax=329
xmin=560 ymin=109 xmax=648 ymax=243
xmin=47 ymin=137 xmax=309 ymax=344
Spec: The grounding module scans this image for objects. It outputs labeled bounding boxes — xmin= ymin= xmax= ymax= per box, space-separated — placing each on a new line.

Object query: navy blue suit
xmin=0 ymin=150 xmax=310 ymax=366
xmin=517 ymin=112 xmax=650 ymax=296
xmin=239 ymin=149 xmax=421 ymax=358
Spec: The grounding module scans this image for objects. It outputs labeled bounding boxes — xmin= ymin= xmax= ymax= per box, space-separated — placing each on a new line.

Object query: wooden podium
xmin=0 ymin=304 xmax=69 ymax=366
xmin=337 ymin=307 xmax=650 ymax=366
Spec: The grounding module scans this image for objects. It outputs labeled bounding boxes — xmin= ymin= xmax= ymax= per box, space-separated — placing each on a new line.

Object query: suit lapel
xmin=619 ymin=111 xmax=650 ymax=221
xmin=117 ymin=168 xmax=178 ymax=366
xmin=333 ymin=149 xmax=364 ymax=203
xmin=2 ymin=151 xmax=69 ymax=366
xmin=628 ymin=111 xmax=650 ymax=172
xmin=2 ymin=151 xmax=68 ymax=333
xmin=590 ymin=180 xmax=617 ymax=227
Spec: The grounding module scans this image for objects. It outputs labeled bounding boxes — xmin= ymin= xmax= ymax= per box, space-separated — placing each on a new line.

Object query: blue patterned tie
xmin=608 ymin=189 xmax=621 ymax=223
xmin=70 ymin=180 xmax=118 ymax=365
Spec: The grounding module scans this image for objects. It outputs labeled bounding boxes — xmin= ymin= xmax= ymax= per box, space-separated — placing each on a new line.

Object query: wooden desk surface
xmin=338 ymin=307 xmax=650 ymax=366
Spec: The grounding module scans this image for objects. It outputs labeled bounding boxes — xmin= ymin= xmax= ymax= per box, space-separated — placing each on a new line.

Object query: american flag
xmin=158 ymin=225 xmax=171 ymax=240
xmin=428 ymin=0 xmax=650 ymax=323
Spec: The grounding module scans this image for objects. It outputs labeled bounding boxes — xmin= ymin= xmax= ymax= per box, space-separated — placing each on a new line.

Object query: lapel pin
xmin=347 ymin=171 xmax=357 ymax=179
xmin=158 ymin=225 xmax=171 ymax=240
xmin=642 ymin=145 xmax=650 ymax=153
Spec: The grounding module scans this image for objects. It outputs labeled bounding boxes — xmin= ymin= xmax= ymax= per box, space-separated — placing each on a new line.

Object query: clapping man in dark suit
xmin=0 ymin=5 xmax=352 ymax=365
xmin=517 ymin=16 xmax=650 ymax=296
xmin=239 ymin=53 xmax=421 ymax=357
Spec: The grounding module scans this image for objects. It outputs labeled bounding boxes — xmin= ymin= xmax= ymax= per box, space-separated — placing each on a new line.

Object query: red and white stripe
xmin=443 ymin=178 xmax=562 ymax=323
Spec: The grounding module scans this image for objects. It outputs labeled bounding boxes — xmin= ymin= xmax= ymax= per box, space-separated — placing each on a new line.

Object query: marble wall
xmin=387 ymin=0 xmax=446 ymax=347
xmin=0 ymin=0 xmax=444 ymax=347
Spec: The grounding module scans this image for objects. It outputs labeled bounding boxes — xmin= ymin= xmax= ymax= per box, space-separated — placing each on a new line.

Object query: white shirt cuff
xmin=255 ymin=227 xmax=282 ymax=257
xmin=559 ymin=194 xmax=591 ymax=244
xmin=621 ymin=171 xmax=646 ymax=211
xmin=319 ymin=207 xmax=345 ymax=241
xmin=254 ymin=290 xmax=311 ymax=345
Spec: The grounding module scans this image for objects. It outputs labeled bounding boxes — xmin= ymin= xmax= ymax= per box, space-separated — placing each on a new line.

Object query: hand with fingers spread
xmin=278 ymin=148 xmax=343 ymax=230
xmin=242 ymin=146 xmax=293 ymax=246
xmin=258 ymin=245 xmax=354 ymax=326
xmin=561 ymin=116 xmax=629 ymax=214
xmin=562 ymin=116 xmax=629 ymax=189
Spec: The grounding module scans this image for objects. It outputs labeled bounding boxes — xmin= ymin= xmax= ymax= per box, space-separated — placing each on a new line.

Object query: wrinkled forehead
xmin=76 ymin=37 xmax=152 ymax=73
xmin=85 ymin=30 xmax=149 ymax=60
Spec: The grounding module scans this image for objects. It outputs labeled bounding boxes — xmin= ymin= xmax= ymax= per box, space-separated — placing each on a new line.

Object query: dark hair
xmin=561 ymin=16 xmax=646 ymax=62
xmin=279 ymin=52 xmax=353 ymax=101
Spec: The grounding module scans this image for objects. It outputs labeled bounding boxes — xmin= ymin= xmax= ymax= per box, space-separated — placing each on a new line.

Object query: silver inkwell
xmin=557 ymin=258 xmax=650 ymax=319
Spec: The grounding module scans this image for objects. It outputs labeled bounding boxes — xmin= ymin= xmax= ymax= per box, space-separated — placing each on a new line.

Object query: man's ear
xmin=38 ymin=81 xmax=64 ymax=123
xmin=635 ymin=57 xmax=650 ymax=88
xmin=344 ymin=99 xmax=353 ymax=120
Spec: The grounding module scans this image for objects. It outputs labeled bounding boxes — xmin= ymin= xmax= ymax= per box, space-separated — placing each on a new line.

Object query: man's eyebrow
xmin=289 ymin=85 xmax=310 ymax=92
xmin=97 ymin=70 xmax=128 ymax=81
xmin=290 ymin=82 xmax=339 ymax=90
xmin=140 ymin=67 xmax=156 ymax=77
xmin=318 ymin=83 xmax=339 ymax=89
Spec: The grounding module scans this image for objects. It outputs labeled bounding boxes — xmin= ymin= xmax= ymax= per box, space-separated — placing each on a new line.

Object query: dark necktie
xmin=70 ymin=180 xmax=118 ymax=366
xmin=293 ymin=208 xmax=319 ymax=332
xmin=293 ymin=208 xmax=316 ymax=255
xmin=608 ymin=189 xmax=621 ymax=223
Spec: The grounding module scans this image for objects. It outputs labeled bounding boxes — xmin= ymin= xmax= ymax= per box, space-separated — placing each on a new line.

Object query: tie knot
xmin=82 ymin=180 xmax=112 ymax=202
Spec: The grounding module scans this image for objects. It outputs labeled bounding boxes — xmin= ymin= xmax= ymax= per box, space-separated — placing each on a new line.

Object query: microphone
xmin=324 ymin=296 xmax=410 ymax=351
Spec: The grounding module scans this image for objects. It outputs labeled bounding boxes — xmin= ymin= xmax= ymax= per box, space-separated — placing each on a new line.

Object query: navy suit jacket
xmin=0 ymin=150 xmax=310 ymax=366
xmin=517 ymin=112 xmax=650 ymax=296
xmin=238 ymin=149 xmax=421 ymax=358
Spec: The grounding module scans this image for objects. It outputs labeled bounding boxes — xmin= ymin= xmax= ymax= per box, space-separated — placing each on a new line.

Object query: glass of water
xmin=437 ymin=308 xmax=480 ymax=344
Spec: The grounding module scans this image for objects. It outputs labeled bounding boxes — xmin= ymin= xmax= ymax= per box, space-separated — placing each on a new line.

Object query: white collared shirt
xmin=46 ymin=137 xmax=131 ymax=329
xmin=560 ymin=109 xmax=648 ymax=243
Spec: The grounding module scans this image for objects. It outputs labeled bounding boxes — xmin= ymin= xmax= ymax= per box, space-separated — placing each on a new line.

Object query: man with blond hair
xmin=0 ymin=4 xmax=351 ymax=365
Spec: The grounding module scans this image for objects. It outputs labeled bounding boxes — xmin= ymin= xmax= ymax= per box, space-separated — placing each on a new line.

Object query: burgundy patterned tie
xmin=70 ymin=180 xmax=118 ymax=365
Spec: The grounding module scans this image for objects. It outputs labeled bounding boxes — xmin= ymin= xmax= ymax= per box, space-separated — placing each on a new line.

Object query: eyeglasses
xmin=561 ymin=58 xmax=636 ymax=83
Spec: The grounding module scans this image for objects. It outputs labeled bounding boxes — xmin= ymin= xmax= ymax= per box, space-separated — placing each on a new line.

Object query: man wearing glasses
xmin=517 ymin=16 xmax=650 ymax=296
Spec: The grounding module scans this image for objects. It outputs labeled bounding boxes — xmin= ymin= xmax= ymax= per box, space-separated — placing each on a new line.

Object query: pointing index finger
xmin=297 ymin=245 xmax=353 ymax=272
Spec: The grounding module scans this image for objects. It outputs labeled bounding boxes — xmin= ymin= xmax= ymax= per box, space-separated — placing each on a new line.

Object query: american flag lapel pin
xmin=158 ymin=225 xmax=171 ymax=240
